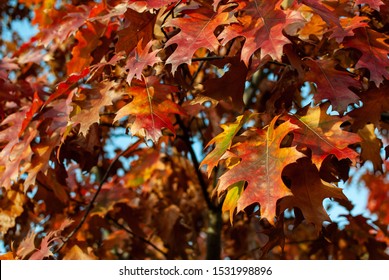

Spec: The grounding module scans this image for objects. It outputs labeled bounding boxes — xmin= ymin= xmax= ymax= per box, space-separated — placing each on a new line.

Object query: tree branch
xmin=176 ymin=115 xmax=217 ymax=211
xmin=106 ymin=215 xmax=168 ymax=259
xmin=55 ymin=140 xmax=141 ymax=253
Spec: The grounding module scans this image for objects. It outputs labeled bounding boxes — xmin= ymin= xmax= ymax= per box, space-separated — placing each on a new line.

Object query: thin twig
xmin=192 ymin=56 xmax=225 ymax=62
xmin=55 ymin=140 xmax=141 ymax=253
xmin=160 ymin=0 xmax=182 ymax=41
xmin=106 ymin=215 xmax=168 ymax=259
xmin=175 ymin=115 xmax=217 ymax=211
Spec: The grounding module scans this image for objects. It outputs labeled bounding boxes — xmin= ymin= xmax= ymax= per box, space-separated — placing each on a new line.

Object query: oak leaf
xmin=329 ymin=16 xmax=369 ymax=43
xmin=201 ymin=112 xmax=253 ymax=177
xmin=349 ymin=82 xmax=389 ymax=130
xmin=22 ymin=96 xmax=74 ymax=191
xmin=115 ymin=9 xmax=156 ymax=54
xmin=222 ymin=181 xmax=244 ymax=224
xmin=304 ymin=58 xmax=361 ymax=113
xmin=46 ymin=68 xmax=89 ymax=105
xmin=355 ymin=0 xmax=385 ymax=11
xmin=217 ymin=116 xmax=305 ymax=223
xmin=280 ymin=158 xmax=348 ymax=234
xmin=284 ymin=104 xmax=361 ymax=168
xmin=16 ymin=231 xmax=37 ymax=259
xmin=300 ymin=0 xmax=341 ymax=27
xmin=358 ymin=124 xmax=383 ymax=172
xmin=163 ymin=5 xmax=237 ymax=73
xmin=344 ymin=27 xmax=389 ymax=87
xmin=67 ymin=21 xmax=105 ymax=75
xmin=125 ymin=39 xmax=162 ymax=85
xmin=114 ymin=77 xmax=184 ymax=142
xmin=38 ymin=4 xmax=91 ymax=48
xmin=219 ymin=0 xmax=304 ymax=65
xmin=0 ymin=110 xmax=38 ymax=190
xmin=29 ymin=218 xmax=73 ymax=260
xmin=71 ymin=81 xmax=118 ymax=136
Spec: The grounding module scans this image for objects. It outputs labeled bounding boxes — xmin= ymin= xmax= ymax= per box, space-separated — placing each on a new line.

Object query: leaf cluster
xmin=0 ymin=0 xmax=388 ymax=259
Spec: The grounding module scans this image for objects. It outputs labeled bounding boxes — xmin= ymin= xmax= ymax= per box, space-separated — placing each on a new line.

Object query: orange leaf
xmin=216 ymin=116 xmax=305 ymax=223
xmin=201 ymin=111 xmax=253 ymax=177
xmin=285 ymin=104 xmax=361 ymax=168
xmin=71 ymin=81 xmax=118 ymax=136
xmin=114 ymin=77 xmax=184 ymax=142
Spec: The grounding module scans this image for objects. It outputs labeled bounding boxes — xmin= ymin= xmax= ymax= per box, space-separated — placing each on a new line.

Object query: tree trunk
xmin=206 ymin=208 xmax=222 ymax=260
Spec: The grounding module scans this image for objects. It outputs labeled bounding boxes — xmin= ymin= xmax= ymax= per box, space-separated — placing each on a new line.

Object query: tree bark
xmin=206 ymin=208 xmax=222 ymax=260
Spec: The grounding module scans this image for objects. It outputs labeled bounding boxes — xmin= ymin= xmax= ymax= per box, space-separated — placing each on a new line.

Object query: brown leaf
xmin=71 ymin=81 xmax=118 ymax=136
xmin=280 ymin=158 xmax=348 ymax=234
xmin=358 ymin=123 xmax=383 ymax=172
xmin=0 ymin=188 xmax=26 ymax=234
xmin=63 ymin=245 xmax=96 ymax=260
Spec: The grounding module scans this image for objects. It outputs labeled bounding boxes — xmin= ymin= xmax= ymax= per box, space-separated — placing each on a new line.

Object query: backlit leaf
xmin=216 ymin=116 xmax=305 ymax=223
xmin=114 ymin=77 xmax=184 ymax=142
xmin=285 ymin=104 xmax=361 ymax=168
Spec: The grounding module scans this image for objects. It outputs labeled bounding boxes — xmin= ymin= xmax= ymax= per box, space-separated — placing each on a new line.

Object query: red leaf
xmin=300 ymin=0 xmax=341 ymax=27
xmin=128 ymin=0 xmax=179 ymax=12
xmin=39 ymin=4 xmax=91 ymax=48
xmin=344 ymin=27 xmax=389 ymax=87
xmin=46 ymin=68 xmax=89 ymax=105
xmin=219 ymin=0 xmax=304 ymax=65
xmin=217 ymin=116 xmax=305 ymax=223
xmin=114 ymin=77 xmax=184 ymax=142
xmin=304 ymin=58 xmax=361 ymax=113
xmin=29 ymin=218 xmax=73 ymax=260
xmin=115 ymin=9 xmax=156 ymax=54
xmin=16 ymin=231 xmax=37 ymax=259
xmin=66 ymin=21 xmax=105 ymax=75
xmin=125 ymin=39 xmax=162 ymax=85
xmin=0 ymin=110 xmax=38 ymax=190
xmin=329 ymin=16 xmax=369 ymax=43
xmin=20 ymin=91 xmax=43 ymax=137
xmin=285 ymin=104 xmax=361 ymax=168
xmin=355 ymin=0 xmax=385 ymax=11
xmin=163 ymin=4 xmax=237 ymax=73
